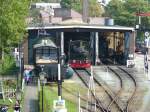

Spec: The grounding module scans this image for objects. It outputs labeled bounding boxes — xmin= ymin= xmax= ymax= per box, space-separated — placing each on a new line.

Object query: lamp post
xmin=39 ymin=65 xmax=45 ymax=112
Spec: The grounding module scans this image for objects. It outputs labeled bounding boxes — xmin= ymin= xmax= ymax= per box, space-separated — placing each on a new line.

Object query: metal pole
xmin=18 ymin=44 xmax=21 ymax=89
xmin=139 ymin=16 xmax=141 ymax=25
xmin=57 ymin=47 xmax=62 ymax=100
xmin=61 ymin=32 xmax=65 ymax=65
xmin=95 ymin=32 xmax=99 ymax=65
xmin=61 ymin=32 xmax=64 ymax=56
xmin=78 ymin=92 xmax=81 ymax=112
xmin=20 ymin=53 xmax=24 ymax=89
xmin=58 ymin=63 xmax=62 ymax=100
xmin=42 ymin=82 xmax=44 ymax=112
xmin=114 ymin=32 xmax=116 ymax=64
xmin=82 ymin=0 xmax=89 ymax=23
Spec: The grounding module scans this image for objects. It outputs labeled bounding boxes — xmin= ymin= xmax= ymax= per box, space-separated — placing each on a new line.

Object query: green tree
xmin=61 ymin=0 xmax=103 ymax=17
xmin=89 ymin=0 xmax=103 ymax=17
xmin=61 ymin=0 xmax=72 ymax=9
xmin=105 ymin=0 xmax=150 ymax=26
xmin=0 ymin=0 xmax=31 ymax=60
xmin=0 ymin=0 xmax=40 ymax=75
xmin=41 ymin=0 xmax=61 ymax=2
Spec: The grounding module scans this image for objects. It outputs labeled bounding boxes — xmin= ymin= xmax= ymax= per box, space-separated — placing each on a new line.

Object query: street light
xmin=39 ymin=65 xmax=46 ymax=112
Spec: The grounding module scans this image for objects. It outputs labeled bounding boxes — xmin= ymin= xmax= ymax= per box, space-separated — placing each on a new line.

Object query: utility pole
xmin=82 ymin=0 xmax=89 ymax=23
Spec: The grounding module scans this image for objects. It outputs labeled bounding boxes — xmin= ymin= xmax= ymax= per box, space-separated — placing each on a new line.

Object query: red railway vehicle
xmin=68 ymin=40 xmax=91 ymax=68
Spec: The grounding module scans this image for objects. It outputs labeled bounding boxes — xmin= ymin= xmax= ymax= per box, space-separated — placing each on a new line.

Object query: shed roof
xmin=27 ymin=24 xmax=135 ymax=32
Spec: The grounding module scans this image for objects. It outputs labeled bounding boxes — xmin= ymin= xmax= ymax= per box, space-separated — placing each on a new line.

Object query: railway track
xmin=107 ymin=66 xmax=137 ymax=112
xmin=74 ymin=68 xmax=124 ymax=112
xmin=74 ymin=69 xmax=106 ymax=112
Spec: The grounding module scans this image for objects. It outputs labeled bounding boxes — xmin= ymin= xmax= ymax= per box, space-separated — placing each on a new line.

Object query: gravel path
xmin=23 ymin=84 xmax=38 ymax=112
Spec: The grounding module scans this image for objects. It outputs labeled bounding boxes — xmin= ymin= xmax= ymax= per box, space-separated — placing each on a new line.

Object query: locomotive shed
xmin=26 ymin=22 xmax=135 ymax=66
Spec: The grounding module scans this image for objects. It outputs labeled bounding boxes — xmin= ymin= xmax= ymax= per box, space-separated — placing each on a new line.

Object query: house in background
xmin=28 ymin=2 xmax=107 ymax=25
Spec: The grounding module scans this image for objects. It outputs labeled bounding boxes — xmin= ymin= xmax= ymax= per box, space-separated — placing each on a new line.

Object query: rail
xmin=107 ymin=66 xmax=137 ymax=112
xmin=118 ymin=66 xmax=137 ymax=112
xmin=85 ymin=69 xmax=124 ymax=112
xmin=74 ymin=69 xmax=106 ymax=112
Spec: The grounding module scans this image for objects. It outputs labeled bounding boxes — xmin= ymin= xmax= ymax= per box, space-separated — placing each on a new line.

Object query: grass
xmin=39 ymin=81 xmax=88 ymax=112
xmin=0 ymin=98 xmax=16 ymax=112
xmin=0 ymin=94 xmax=24 ymax=112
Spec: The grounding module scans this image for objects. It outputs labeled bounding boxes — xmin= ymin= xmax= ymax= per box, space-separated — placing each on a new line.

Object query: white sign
xmin=53 ymin=100 xmax=66 ymax=109
xmin=145 ymin=32 xmax=149 ymax=37
xmin=53 ymin=100 xmax=67 ymax=112
xmin=127 ymin=60 xmax=134 ymax=68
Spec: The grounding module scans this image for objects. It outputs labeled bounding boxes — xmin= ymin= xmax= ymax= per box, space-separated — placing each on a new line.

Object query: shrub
xmin=0 ymin=55 xmax=17 ymax=76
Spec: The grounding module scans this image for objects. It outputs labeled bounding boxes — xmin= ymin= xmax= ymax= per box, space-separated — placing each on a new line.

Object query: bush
xmin=0 ymin=55 xmax=17 ymax=76
xmin=3 ymin=80 xmax=17 ymax=89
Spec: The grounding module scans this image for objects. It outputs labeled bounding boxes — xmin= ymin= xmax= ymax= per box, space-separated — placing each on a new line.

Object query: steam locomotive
xmin=68 ymin=40 xmax=91 ymax=68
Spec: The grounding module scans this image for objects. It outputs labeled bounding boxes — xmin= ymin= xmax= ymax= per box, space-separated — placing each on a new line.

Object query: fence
xmin=4 ymin=88 xmax=16 ymax=99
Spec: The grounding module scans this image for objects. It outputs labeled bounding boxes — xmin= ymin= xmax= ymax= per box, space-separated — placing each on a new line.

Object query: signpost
xmin=144 ymin=31 xmax=149 ymax=79
xmin=53 ymin=100 xmax=67 ymax=112
xmin=127 ymin=54 xmax=135 ymax=68
xmin=53 ymin=47 xmax=67 ymax=112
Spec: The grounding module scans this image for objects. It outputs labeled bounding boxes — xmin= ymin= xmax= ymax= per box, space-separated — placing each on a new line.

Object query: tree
xmin=0 ymin=0 xmax=40 ymax=75
xmin=41 ymin=0 xmax=61 ymax=3
xmin=61 ymin=0 xmax=72 ymax=9
xmin=89 ymin=0 xmax=103 ymax=17
xmin=0 ymin=0 xmax=32 ymax=60
xmin=61 ymin=0 xmax=103 ymax=17
xmin=105 ymin=0 xmax=150 ymax=27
